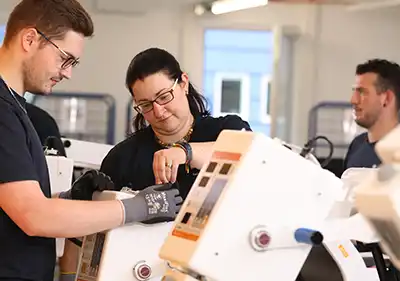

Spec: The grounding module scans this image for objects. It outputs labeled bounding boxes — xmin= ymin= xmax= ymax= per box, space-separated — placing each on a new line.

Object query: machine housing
xmin=159 ymin=130 xmax=344 ymax=280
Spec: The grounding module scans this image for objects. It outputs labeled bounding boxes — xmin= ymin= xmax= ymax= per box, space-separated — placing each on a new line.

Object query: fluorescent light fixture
xmin=346 ymin=0 xmax=400 ymax=11
xmin=211 ymin=0 xmax=268 ymax=15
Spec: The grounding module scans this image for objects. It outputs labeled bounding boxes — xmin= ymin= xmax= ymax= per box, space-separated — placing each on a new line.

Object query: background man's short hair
xmin=356 ymin=59 xmax=400 ymax=109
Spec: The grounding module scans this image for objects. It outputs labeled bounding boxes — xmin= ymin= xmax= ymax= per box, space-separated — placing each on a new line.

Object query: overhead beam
xmin=346 ymin=0 xmax=400 ymax=11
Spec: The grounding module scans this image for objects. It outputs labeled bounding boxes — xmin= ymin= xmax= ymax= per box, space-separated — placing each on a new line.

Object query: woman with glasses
xmin=100 ymin=47 xmax=252 ymax=200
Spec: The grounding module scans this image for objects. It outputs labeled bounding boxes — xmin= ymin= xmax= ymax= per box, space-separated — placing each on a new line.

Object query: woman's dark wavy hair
xmin=125 ymin=47 xmax=211 ymax=132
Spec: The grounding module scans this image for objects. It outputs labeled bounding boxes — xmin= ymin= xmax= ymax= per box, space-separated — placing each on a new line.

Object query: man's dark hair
xmin=356 ymin=59 xmax=400 ymax=109
xmin=3 ymin=0 xmax=94 ymax=46
xmin=125 ymin=47 xmax=211 ymax=132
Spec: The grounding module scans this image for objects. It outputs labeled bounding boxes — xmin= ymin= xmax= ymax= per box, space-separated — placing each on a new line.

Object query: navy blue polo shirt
xmin=343 ymin=132 xmax=381 ymax=170
xmin=0 ymin=78 xmax=55 ymax=281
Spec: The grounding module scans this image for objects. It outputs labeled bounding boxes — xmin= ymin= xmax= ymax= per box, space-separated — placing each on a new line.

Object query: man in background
xmin=344 ymin=59 xmax=400 ymax=170
xmin=343 ymin=59 xmax=400 ymax=281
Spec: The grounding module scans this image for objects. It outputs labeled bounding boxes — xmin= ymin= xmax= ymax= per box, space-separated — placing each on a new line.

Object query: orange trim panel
xmin=172 ymin=229 xmax=199 ymax=242
xmin=212 ymin=151 xmax=241 ymax=161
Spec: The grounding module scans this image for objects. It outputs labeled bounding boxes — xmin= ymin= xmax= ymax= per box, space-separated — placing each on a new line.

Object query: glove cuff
xmin=117 ymin=199 xmax=126 ymax=225
xmin=58 ymin=189 xmax=72 ymax=200
xmin=120 ymin=197 xmax=147 ymax=224
xmin=59 ymin=273 xmax=76 ymax=281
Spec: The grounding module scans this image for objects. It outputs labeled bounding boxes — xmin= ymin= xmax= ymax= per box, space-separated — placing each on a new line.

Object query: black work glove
xmin=120 ymin=182 xmax=183 ymax=225
xmin=59 ymin=169 xmax=114 ymax=200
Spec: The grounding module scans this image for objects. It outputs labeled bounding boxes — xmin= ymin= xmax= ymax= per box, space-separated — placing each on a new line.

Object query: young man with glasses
xmin=0 ymin=2 xmax=182 ymax=281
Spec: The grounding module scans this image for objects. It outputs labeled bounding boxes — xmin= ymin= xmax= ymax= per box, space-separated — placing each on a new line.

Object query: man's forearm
xmin=189 ymin=142 xmax=214 ymax=170
xmin=27 ymin=198 xmax=124 ymax=238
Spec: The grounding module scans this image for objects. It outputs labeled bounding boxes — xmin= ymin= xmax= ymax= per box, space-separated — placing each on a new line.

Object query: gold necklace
xmin=155 ymin=120 xmax=194 ymax=148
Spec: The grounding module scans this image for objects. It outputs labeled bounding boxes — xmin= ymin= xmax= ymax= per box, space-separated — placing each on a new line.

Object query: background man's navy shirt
xmin=344 ymin=132 xmax=381 ymax=170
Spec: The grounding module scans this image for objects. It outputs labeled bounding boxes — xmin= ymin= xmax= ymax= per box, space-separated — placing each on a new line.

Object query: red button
xmin=257 ymin=232 xmax=270 ymax=247
xmin=138 ymin=264 xmax=151 ymax=279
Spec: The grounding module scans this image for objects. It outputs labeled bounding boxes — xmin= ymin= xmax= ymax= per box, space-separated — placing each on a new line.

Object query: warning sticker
xmin=77 ymin=232 xmax=106 ymax=281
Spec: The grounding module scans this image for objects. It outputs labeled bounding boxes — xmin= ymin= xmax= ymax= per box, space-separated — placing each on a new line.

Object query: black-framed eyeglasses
xmin=35 ymin=28 xmax=80 ymax=69
xmin=134 ymin=79 xmax=178 ymax=114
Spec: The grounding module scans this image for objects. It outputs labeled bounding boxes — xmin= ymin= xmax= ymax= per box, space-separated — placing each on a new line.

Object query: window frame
xmin=260 ymin=74 xmax=272 ymax=124
xmin=213 ymin=72 xmax=250 ymax=120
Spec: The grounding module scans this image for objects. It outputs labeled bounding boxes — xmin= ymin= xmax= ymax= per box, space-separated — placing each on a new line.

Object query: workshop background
xmin=0 ymin=0 xmax=396 ymax=161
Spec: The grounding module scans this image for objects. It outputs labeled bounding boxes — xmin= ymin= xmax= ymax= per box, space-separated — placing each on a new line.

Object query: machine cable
xmin=300 ymin=135 xmax=334 ymax=168
xmin=67 ymin=238 xmax=83 ymax=247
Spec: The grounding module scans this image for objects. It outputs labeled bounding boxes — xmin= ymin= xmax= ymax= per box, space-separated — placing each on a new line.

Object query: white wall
xmin=0 ymin=3 xmax=400 ymax=145
xmin=58 ymin=10 xmax=184 ymax=141
xmin=181 ymin=4 xmax=400 ymax=146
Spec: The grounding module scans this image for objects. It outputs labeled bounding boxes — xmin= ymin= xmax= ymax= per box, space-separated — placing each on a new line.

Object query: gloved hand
xmin=59 ymin=169 xmax=114 ymax=200
xmin=120 ymin=183 xmax=183 ymax=224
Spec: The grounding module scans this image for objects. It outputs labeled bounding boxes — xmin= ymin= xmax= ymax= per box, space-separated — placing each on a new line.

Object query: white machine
xmin=46 ymin=148 xmax=74 ymax=257
xmin=355 ymin=124 xmax=400 ymax=271
xmin=62 ymin=138 xmax=113 ymax=170
xmin=75 ymin=130 xmax=383 ymax=281
xmin=157 ymin=130 xmax=381 ymax=281
xmin=75 ymin=190 xmax=173 ymax=281
xmin=272 ymin=137 xmax=321 ymax=167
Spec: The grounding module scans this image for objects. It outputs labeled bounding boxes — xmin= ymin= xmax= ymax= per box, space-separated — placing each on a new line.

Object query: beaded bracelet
xmin=173 ymin=142 xmax=193 ymax=173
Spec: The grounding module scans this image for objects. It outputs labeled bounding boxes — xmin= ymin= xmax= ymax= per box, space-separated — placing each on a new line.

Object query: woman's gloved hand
xmin=120 ymin=182 xmax=183 ymax=224
xmin=59 ymin=169 xmax=115 ymax=200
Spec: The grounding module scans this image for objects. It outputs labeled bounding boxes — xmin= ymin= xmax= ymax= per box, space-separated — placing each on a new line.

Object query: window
xmin=0 ymin=25 xmax=5 ymax=45
xmin=213 ymin=73 xmax=250 ymax=120
xmin=260 ymin=75 xmax=272 ymax=124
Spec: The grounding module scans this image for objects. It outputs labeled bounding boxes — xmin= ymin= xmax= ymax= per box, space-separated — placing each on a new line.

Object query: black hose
xmin=300 ymin=135 xmax=334 ymax=168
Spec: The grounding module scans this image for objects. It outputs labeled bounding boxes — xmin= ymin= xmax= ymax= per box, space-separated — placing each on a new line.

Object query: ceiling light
xmin=194 ymin=4 xmax=206 ymax=15
xmin=211 ymin=0 xmax=268 ymax=15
